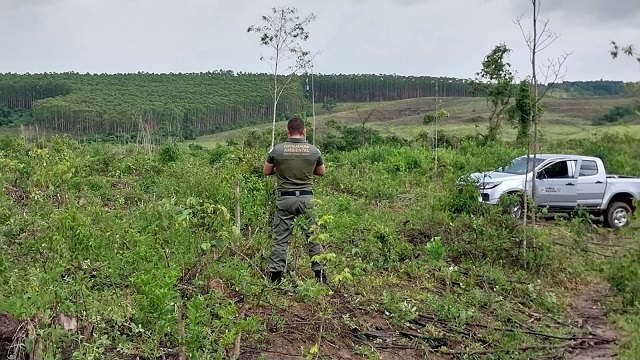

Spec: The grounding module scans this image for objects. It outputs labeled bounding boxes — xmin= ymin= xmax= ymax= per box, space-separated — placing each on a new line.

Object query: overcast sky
xmin=1 ymin=0 xmax=638 ymax=82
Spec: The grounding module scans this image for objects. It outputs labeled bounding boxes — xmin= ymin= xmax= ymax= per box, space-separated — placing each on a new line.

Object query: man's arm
xmin=314 ymin=150 xmax=326 ymax=176
xmin=263 ymin=162 xmax=276 ymax=176
xmin=264 ymin=147 xmax=276 ymax=175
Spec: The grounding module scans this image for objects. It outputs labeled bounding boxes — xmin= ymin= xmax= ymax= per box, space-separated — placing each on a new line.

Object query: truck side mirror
xmin=536 ymin=171 xmax=545 ymax=180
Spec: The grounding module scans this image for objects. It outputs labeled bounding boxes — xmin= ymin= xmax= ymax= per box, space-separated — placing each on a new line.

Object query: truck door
xmin=534 ymin=159 xmax=578 ymax=208
xmin=577 ymin=159 xmax=606 ymax=208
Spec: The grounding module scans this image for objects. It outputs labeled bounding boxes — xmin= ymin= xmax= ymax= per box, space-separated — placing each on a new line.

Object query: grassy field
xmin=191 ymin=95 xmax=640 ymax=147
xmin=2 ymin=134 xmax=639 ymax=359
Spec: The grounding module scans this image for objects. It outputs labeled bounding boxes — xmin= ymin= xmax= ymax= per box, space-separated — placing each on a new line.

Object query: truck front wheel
xmin=604 ymin=202 xmax=631 ymax=229
xmin=500 ymin=193 xmax=524 ymax=220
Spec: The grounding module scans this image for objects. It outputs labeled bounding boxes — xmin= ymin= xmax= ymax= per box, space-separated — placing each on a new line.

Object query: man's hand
xmin=263 ymin=162 xmax=276 ymax=175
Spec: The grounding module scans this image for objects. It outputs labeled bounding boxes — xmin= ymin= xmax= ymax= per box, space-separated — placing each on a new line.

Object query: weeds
xmin=0 ymin=133 xmax=639 ymax=358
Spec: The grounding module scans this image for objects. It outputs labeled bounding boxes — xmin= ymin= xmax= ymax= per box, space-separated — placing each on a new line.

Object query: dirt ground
xmin=566 ymin=278 xmax=619 ymax=360
xmin=237 ymin=279 xmax=622 ymax=360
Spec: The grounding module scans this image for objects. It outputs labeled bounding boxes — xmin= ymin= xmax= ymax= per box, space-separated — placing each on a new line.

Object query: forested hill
xmin=308 ymin=74 xmax=474 ymax=101
xmin=0 ymin=72 xmax=305 ymax=140
xmin=550 ymin=80 xmax=632 ymax=97
xmin=0 ymin=72 xmax=632 ymax=140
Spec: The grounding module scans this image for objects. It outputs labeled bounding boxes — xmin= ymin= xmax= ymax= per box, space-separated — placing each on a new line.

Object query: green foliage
xmin=425 ymin=237 xmax=445 ymax=262
xmin=415 ymin=129 xmax=461 ymax=149
xmin=310 ymin=74 xmax=479 ymax=102
xmin=319 ymin=121 xmax=383 ymax=152
xmin=553 ymin=133 xmax=640 ymax=175
xmin=295 ymin=279 xmax=332 ymax=304
xmin=318 ymin=120 xmax=408 ymax=153
xmin=0 ymin=72 xmax=306 ymax=140
xmin=507 ymin=79 xmax=536 ymax=144
xmin=551 ymin=80 xmax=632 ymax=97
xmin=380 ymin=290 xmax=417 ymax=324
xmin=321 ymin=97 xmax=337 ymax=111
xmin=426 ymin=293 xmax=478 ymax=326
xmin=208 ymin=145 xmax=234 ymax=165
xmin=423 ymin=109 xmax=450 ymax=125
xmin=596 ymin=105 xmax=640 ymax=124
xmin=604 ymin=238 xmax=640 ymax=307
xmin=470 ymin=43 xmax=516 ymax=141
xmin=615 ymin=312 xmax=640 ymax=360
xmin=0 ymin=78 xmax=71 ymax=108
xmin=158 ymin=141 xmax=180 ymax=163
xmin=1 ymin=131 xmax=640 ymax=358
xmin=0 ymin=107 xmax=33 ymax=127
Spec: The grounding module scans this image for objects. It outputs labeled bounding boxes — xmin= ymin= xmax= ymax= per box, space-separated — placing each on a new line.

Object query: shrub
xmin=604 ymin=238 xmax=640 ymax=307
xmin=321 ymin=97 xmax=337 ymax=112
xmin=208 ymin=146 xmax=232 ymax=165
xmin=158 ymin=141 xmax=180 ymax=163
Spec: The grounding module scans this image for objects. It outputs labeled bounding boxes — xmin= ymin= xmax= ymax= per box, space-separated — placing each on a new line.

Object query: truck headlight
xmin=480 ymin=181 xmax=502 ymax=190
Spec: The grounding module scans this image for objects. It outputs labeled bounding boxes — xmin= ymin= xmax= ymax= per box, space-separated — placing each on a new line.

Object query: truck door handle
xmin=596 ymin=181 xmax=603 ymax=184
xmin=566 ymin=182 xmax=576 ymax=186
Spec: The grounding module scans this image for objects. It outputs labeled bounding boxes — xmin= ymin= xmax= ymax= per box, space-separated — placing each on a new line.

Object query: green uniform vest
xmin=266 ymin=138 xmax=323 ymax=191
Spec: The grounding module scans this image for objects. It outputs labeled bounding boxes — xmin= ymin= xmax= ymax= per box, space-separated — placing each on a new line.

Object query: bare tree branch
xmin=535 ymin=52 xmax=571 ymax=103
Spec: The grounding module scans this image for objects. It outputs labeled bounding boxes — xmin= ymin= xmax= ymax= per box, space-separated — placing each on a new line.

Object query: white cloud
xmin=0 ymin=0 xmax=638 ymax=81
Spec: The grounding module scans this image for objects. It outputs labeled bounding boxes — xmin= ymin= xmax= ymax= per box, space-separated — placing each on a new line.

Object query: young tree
xmin=247 ymin=7 xmax=317 ymax=148
xmin=515 ymin=0 xmax=570 ymax=253
xmin=321 ymin=97 xmax=337 ymax=112
xmin=423 ymin=109 xmax=450 ymax=125
xmin=470 ymin=43 xmax=515 ymax=142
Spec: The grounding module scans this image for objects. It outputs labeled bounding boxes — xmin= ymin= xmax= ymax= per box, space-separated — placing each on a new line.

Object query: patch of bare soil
xmin=238 ymin=289 xmax=447 ymax=360
xmin=3 ymin=184 xmax=29 ymax=208
xmin=0 ymin=312 xmax=21 ymax=358
xmin=566 ymin=278 xmax=619 ymax=360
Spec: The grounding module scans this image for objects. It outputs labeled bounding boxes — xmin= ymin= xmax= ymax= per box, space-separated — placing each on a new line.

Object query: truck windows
xmin=540 ymin=160 xmax=577 ymax=179
xmin=579 ymin=160 xmax=599 ymax=176
xmin=500 ymin=157 xmax=546 ymax=174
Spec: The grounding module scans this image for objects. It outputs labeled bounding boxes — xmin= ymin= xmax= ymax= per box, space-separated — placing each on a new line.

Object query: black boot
xmin=270 ymin=271 xmax=282 ymax=284
xmin=314 ymin=269 xmax=328 ymax=285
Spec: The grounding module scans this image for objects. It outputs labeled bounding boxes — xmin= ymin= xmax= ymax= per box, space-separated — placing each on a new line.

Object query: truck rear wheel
xmin=604 ymin=202 xmax=631 ymax=229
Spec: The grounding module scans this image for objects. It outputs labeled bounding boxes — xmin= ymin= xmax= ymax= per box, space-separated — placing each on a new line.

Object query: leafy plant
xmin=158 ymin=141 xmax=180 ymax=163
xmin=321 ymin=97 xmax=337 ymax=112
xmin=425 ymin=237 xmax=445 ymax=262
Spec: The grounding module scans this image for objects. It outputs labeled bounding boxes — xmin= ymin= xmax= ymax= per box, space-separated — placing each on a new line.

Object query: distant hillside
xmin=193 ymin=95 xmax=640 ymax=147
xmin=0 ymin=72 xmax=306 ymax=140
xmin=0 ymin=73 xmax=633 ymax=141
xmin=549 ymin=80 xmax=631 ymax=97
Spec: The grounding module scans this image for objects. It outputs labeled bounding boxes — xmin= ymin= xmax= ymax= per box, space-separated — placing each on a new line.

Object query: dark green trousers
xmin=268 ymin=194 xmax=325 ymax=273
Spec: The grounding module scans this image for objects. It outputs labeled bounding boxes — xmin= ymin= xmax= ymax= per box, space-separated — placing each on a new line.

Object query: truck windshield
xmin=498 ymin=157 xmax=546 ymax=174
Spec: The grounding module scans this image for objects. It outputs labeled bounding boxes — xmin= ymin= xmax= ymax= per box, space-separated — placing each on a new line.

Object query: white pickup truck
xmin=469 ymin=154 xmax=640 ymax=228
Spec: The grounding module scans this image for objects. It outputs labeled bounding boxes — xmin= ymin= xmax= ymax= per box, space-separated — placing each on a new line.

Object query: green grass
xmin=191 ymin=95 xmax=640 ymax=147
xmin=1 ymin=133 xmax=640 ymax=359
xmin=373 ymin=122 xmax=640 ymax=141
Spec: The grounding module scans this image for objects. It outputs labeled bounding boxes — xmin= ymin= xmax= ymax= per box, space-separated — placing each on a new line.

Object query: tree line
xmin=0 ymin=71 xmax=632 ymax=140
xmin=0 ymin=72 xmax=305 ymax=140
xmin=308 ymin=74 xmax=476 ymax=102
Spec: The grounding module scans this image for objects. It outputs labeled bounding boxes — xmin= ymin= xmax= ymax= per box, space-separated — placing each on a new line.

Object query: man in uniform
xmin=263 ymin=117 xmax=327 ymax=285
